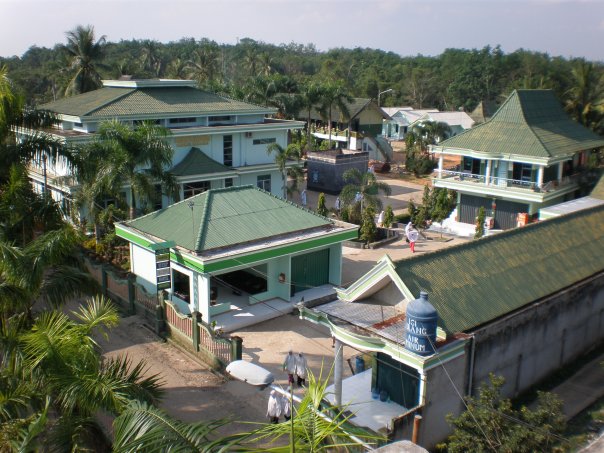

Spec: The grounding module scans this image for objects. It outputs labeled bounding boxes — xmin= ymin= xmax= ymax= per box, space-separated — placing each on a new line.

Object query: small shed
xmin=306 ymin=149 xmax=369 ymax=194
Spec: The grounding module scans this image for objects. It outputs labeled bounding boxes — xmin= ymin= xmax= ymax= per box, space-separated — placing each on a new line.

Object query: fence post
xmin=231 ymin=335 xmax=243 ymax=361
xmin=192 ymin=312 xmax=202 ymax=352
xmin=127 ymin=275 xmax=136 ymax=315
xmin=101 ymin=265 xmax=108 ymax=298
xmin=155 ymin=291 xmax=165 ymax=335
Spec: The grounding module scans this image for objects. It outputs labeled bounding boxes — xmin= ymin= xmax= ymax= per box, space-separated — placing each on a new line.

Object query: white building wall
xmin=131 ymin=244 xmax=158 ymax=293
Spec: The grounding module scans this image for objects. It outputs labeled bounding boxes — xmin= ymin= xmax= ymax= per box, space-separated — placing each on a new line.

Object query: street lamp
xmin=378 ymin=88 xmax=394 ymax=107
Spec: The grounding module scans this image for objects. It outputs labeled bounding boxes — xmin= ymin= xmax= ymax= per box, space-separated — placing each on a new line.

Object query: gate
xmin=494 ymin=199 xmax=528 ymax=230
xmin=290 ymin=248 xmax=330 ymax=294
xmin=459 ymin=194 xmax=492 ymax=225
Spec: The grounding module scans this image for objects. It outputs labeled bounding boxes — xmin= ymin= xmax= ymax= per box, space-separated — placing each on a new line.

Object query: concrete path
xmin=553 ymin=352 xmax=604 ymax=420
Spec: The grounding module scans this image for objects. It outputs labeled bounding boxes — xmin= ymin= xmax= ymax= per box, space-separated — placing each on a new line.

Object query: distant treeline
xmin=2 ymin=32 xmax=603 ymax=133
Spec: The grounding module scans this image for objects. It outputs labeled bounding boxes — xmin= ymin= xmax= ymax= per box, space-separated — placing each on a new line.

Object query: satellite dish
xmin=226 ymin=360 xmax=274 ymax=390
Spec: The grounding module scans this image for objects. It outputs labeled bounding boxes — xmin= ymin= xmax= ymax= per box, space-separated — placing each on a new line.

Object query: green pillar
xmin=155 ymin=292 xmax=165 ymax=335
xmin=231 ymin=336 xmax=243 ymax=361
xmin=192 ymin=312 xmax=202 ymax=352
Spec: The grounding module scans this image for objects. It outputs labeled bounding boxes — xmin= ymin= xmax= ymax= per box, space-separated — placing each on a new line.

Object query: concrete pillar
xmin=558 ymin=162 xmax=564 ymax=181
xmin=485 ymin=159 xmax=491 ymax=185
xmin=334 ymin=338 xmax=344 ymax=407
xmin=418 ymin=371 xmax=427 ymax=405
xmin=537 ymin=165 xmax=544 ymax=188
xmin=437 ymin=154 xmax=444 ymax=178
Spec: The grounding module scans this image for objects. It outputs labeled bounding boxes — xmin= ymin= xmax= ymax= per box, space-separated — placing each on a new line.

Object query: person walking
xmin=335 ymin=196 xmax=341 ymax=215
xmin=377 ymin=210 xmax=385 ymax=227
xmin=282 ymin=388 xmax=292 ymax=421
xmin=301 ymin=189 xmax=307 ymax=207
xmin=283 ymin=350 xmax=296 ymax=386
xmin=295 ymin=352 xmax=308 ymax=387
xmin=406 ymin=224 xmax=419 ymax=253
xmin=267 ymin=389 xmax=282 ymax=424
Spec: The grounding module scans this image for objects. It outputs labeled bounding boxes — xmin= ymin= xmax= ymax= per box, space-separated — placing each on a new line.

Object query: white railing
xmin=435 ymin=169 xmax=580 ymax=193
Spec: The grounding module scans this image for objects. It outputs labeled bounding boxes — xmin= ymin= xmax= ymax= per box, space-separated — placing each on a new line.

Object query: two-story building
xmin=430 ymin=89 xmax=604 ymax=229
xmin=25 ymin=79 xmax=305 ymax=214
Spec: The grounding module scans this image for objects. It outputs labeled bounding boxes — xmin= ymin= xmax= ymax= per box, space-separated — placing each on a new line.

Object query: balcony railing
xmin=434 ymin=169 xmax=580 ymax=193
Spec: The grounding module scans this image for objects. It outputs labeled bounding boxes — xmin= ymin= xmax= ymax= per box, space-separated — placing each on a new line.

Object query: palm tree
xmin=0 ymin=66 xmax=72 ymax=185
xmin=139 ymin=40 xmax=165 ymax=77
xmin=298 ymin=81 xmax=325 ymax=152
xmin=186 ymin=44 xmax=220 ymax=86
xmin=266 ymin=142 xmax=302 ymax=199
xmin=0 ymin=227 xmax=99 ymax=321
xmin=76 ymin=119 xmax=178 ymax=220
xmin=113 ymin=401 xmax=247 ymax=452
xmin=0 ymin=297 xmax=164 ymax=452
xmin=63 ymin=25 xmax=106 ymax=96
xmin=247 ymin=367 xmax=382 ymax=451
xmin=339 ymin=168 xmax=392 ymax=213
xmin=564 ymin=59 xmax=604 ymax=134
xmin=319 ymin=82 xmax=353 ymax=149
xmin=0 ymin=164 xmax=63 ymax=246
xmin=405 ymin=120 xmax=452 ymax=157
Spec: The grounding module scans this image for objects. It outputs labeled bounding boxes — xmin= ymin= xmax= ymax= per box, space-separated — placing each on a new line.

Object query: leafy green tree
xmin=475 ymin=206 xmax=486 ymax=239
xmin=407 ymin=199 xmax=417 ymax=224
xmin=186 ymin=43 xmax=220 ymax=86
xmin=319 ymin=81 xmax=353 ymax=149
xmin=63 ymin=25 xmax=106 ymax=96
xmin=317 ymin=192 xmax=329 ymax=217
xmin=75 ymin=119 xmax=178 ymax=220
xmin=339 ymin=168 xmax=391 ymax=213
xmin=445 ymin=374 xmax=565 ymax=453
xmin=564 ymin=59 xmax=604 ymax=134
xmin=266 ymin=142 xmax=302 ymax=199
xmin=360 ymin=207 xmax=377 ymax=245
xmin=432 ymin=188 xmax=456 ymax=237
xmin=382 ymin=205 xmax=394 ymax=228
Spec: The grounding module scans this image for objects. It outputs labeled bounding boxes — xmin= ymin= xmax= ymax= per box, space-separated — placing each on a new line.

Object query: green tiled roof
xmin=395 ymin=205 xmax=604 ymax=334
xmin=308 ymin=98 xmax=387 ymax=122
xmin=41 ymin=87 xmax=271 ymax=118
xmin=170 ymin=148 xmax=235 ymax=177
xmin=438 ymin=90 xmax=604 ymax=160
xmin=124 ymin=186 xmax=332 ymax=252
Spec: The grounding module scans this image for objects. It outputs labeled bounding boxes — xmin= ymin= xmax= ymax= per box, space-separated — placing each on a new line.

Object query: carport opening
xmin=214 ymin=264 xmax=268 ymax=296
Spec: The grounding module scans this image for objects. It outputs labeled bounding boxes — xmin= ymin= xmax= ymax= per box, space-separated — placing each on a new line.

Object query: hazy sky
xmin=1 ymin=0 xmax=603 ymax=60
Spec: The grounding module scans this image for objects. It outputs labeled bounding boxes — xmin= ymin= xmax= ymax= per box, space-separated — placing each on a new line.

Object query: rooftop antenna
xmin=187 ymin=199 xmax=195 ymax=251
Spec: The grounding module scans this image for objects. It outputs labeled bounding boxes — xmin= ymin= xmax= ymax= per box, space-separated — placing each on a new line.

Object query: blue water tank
xmin=405 ymin=291 xmax=438 ymax=356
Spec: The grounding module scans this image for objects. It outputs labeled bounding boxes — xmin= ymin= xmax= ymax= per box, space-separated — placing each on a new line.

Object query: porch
xmin=325 ymin=369 xmax=407 ymax=434
xmin=211 ymin=283 xmax=337 ymax=333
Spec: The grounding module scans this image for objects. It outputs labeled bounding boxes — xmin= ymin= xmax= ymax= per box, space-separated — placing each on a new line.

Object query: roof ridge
xmin=84 ymin=88 xmax=136 ymax=116
xmin=195 ymin=190 xmax=211 ymax=252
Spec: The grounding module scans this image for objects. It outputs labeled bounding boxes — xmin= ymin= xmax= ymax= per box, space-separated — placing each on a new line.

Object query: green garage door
xmin=291 ymin=248 xmax=330 ymax=295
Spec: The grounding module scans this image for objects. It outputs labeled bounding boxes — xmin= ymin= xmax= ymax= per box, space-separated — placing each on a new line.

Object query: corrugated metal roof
xmin=42 ymin=86 xmax=271 ymax=118
xmin=124 ymin=186 xmax=333 ymax=252
xmin=170 ymin=147 xmax=235 ymax=177
xmin=394 ymin=204 xmax=604 ymax=334
xmin=438 ymin=90 xmax=604 ymax=160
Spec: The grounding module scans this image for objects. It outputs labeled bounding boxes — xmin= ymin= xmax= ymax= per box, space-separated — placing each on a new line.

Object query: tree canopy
xmin=2 ymin=35 xmax=603 ymax=134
